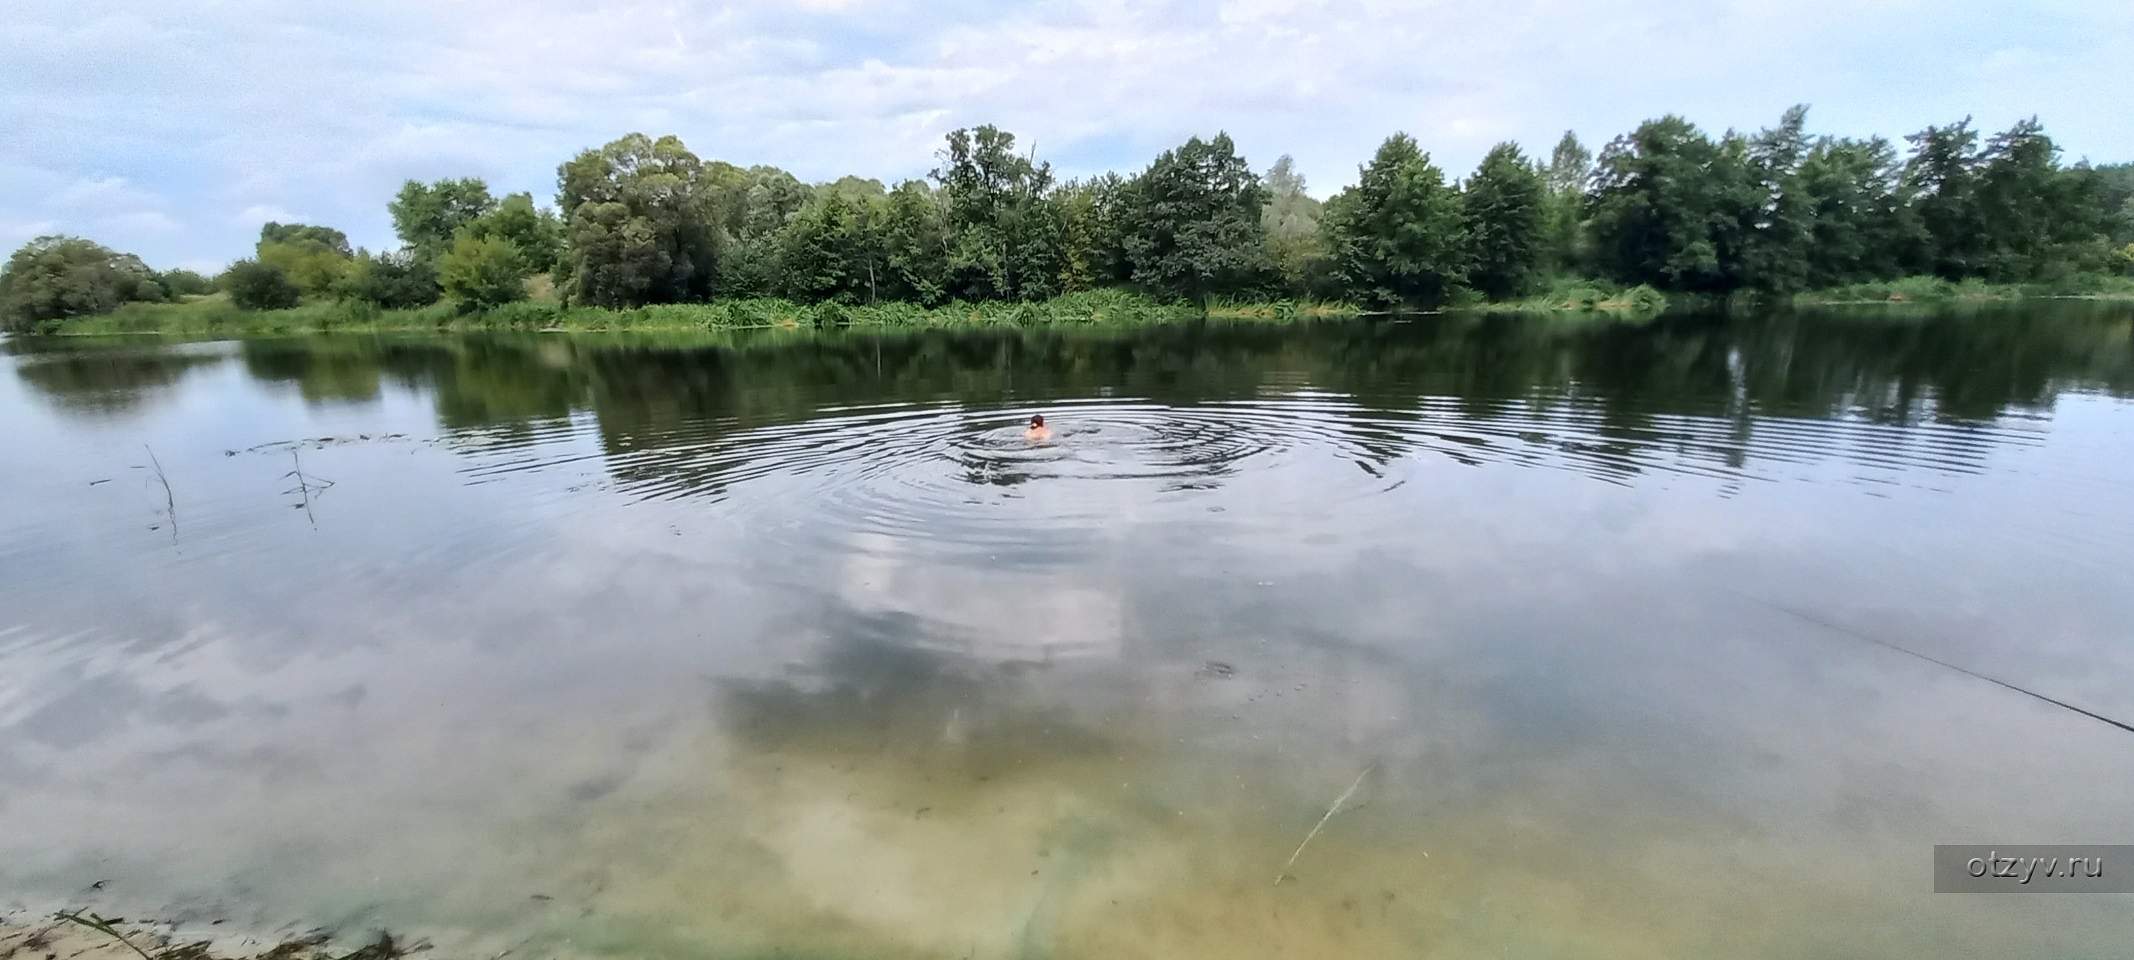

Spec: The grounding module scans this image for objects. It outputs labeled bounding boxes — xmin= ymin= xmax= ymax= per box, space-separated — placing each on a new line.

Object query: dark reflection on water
xmin=3 ymin=304 xmax=2133 ymax=958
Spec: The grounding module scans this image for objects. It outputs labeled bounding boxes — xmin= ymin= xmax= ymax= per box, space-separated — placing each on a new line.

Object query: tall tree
xmin=389 ymin=178 xmax=496 ymax=259
xmin=1736 ymin=105 xmax=1816 ymax=293
xmin=1974 ymin=118 xmax=2094 ymax=281
xmin=878 ymin=180 xmax=951 ymax=304
xmin=1119 ymin=132 xmax=1271 ymax=302
xmin=463 ymin=193 xmax=564 ymax=275
xmin=1904 ymin=119 xmax=1986 ymax=279
xmin=714 ymin=165 xmax=815 ymax=297
xmin=1543 ymin=132 xmax=1593 ymax=197
xmin=1588 ymin=116 xmax=1740 ymax=292
xmin=258 ymin=222 xmax=351 ymax=256
xmin=931 ymin=125 xmax=1057 ymax=300
xmin=778 ymin=192 xmax=885 ymax=303
xmin=1056 ymin=175 xmax=1131 ymax=293
xmin=1797 ymin=135 xmax=1916 ymax=285
xmin=1320 ymin=134 xmax=1468 ymax=307
xmin=556 ymin=133 xmax=721 ymax=306
xmin=255 ymin=222 xmax=352 ymax=297
xmin=1461 ymin=142 xmax=1546 ymax=299
xmin=1540 ymin=132 xmax=1592 ymax=277
xmin=1261 ymin=155 xmax=1326 ymax=295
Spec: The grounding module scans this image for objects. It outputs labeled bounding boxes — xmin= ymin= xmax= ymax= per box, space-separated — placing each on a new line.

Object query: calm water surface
xmin=3 ymin=307 xmax=2132 ymax=957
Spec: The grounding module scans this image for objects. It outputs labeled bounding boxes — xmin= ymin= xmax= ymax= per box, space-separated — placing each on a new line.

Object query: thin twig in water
xmin=143 ymin=444 xmax=176 ymax=542
xmin=282 ymin=449 xmax=336 ymax=529
xmin=1275 ymin=763 xmax=1374 ymax=886
xmin=53 ymin=910 xmax=156 ymax=960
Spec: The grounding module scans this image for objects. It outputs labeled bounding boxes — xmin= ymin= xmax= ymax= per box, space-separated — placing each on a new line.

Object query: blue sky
xmin=3 ymin=0 xmax=2127 ymax=273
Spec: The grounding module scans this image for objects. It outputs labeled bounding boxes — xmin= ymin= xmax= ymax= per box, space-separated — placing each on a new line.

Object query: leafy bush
xmin=439 ymin=232 xmax=529 ymax=311
xmin=221 ymin=258 xmax=302 ymax=310
xmin=256 ymin=239 xmax=350 ymax=297
xmin=0 ymin=236 xmax=167 ymax=330
xmin=340 ymin=250 xmax=441 ymax=308
xmin=158 ymin=268 xmax=216 ymax=297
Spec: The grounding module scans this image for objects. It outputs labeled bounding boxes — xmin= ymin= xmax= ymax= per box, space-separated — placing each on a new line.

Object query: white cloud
xmin=0 ymin=0 xmax=2122 ymax=270
xmin=237 ymin=205 xmax=303 ymax=227
xmin=0 ymin=219 xmax=61 ymax=254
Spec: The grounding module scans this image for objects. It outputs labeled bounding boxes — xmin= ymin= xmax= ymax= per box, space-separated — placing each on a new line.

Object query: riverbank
xmin=50 ymin=291 xmax=1310 ymax=337
xmin=39 ymin=273 xmax=2128 ymax=340
xmin=1792 ymin=273 xmax=2134 ymax=305
xmin=1460 ymin=280 xmax=1670 ymax=317
xmin=38 ymin=284 xmax=1688 ymax=338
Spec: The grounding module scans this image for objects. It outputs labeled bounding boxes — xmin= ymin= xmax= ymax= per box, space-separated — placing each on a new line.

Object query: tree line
xmin=5 ymin=105 xmax=2132 ymax=330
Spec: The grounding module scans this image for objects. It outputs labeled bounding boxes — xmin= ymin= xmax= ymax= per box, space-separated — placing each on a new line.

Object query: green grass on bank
xmin=51 ymin=290 xmax=1374 ymax=338
xmin=57 ymin=289 xmax=1219 ymax=336
xmin=43 ymin=272 xmax=2132 ymax=340
xmin=1461 ymin=279 xmax=1670 ymax=317
xmin=1201 ymin=298 xmax=1366 ymax=321
xmin=1793 ymin=273 xmax=2134 ymax=305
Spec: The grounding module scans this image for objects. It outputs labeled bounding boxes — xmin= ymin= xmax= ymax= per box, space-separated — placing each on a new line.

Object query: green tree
xmin=255 ymin=221 xmax=352 ymax=297
xmin=439 ymin=232 xmax=529 ymax=310
xmin=259 ymin=222 xmax=352 ymax=255
xmin=878 ymin=180 xmax=951 ymax=304
xmin=1540 ymin=132 xmax=1592 ymax=276
xmin=778 ymin=192 xmax=885 ymax=303
xmin=220 ymin=258 xmax=302 ymax=310
xmin=389 ymin=178 xmax=496 ymax=259
xmin=1543 ymin=132 xmax=1593 ymax=197
xmin=340 ymin=250 xmax=441 ymax=308
xmin=820 ymin=175 xmax=887 ymax=202
xmin=1119 ymin=132 xmax=1271 ymax=302
xmin=1261 ymin=155 xmax=1326 ymax=295
xmin=1797 ymin=136 xmax=1916 ymax=285
xmin=1461 ymin=142 xmax=1546 ymax=299
xmin=157 ymin=268 xmax=216 ymax=297
xmin=2084 ymin=162 xmax=2134 ymax=244
xmin=556 ymin=133 xmax=720 ymax=306
xmin=931 ymin=125 xmax=1057 ymax=300
xmin=1588 ymin=116 xmax=1741 ymax=292
xmin=1058 ymin=175 xmax=1131 ymax=293
xmin=563 ymin=202 xmax=670 ymax=308
xmin=713 ymin=165 xmax=813 ymax=297
xmin=464 ymin=192 xmax=564 ymax=274
xmin=0 ymin=236 xmax=164 ymax=329
xmin=1735 ymin=105 xmax=1816 ymax=293
xmin=1321 ymin=134 xmax=1468 ymax=307
xmin=1973 ymin=118 xmax=2097 ymax=281
xmin=1904 ymin=119 xmax=1986 ymax=279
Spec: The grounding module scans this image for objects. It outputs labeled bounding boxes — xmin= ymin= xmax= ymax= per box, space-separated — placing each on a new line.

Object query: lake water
xmin=3 ymin=307 xmax=2132 ymax=958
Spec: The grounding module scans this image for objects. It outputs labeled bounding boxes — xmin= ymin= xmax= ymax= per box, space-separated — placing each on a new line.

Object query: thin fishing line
xmin=1759 ymin=599 xmax=2134 ymax=736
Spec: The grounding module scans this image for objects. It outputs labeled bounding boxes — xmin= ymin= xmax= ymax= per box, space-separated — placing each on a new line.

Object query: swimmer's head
xmin=1030 ymin=414 xmax=1045 ymax=429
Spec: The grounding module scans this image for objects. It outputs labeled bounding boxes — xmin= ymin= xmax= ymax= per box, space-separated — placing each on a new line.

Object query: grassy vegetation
xmin=1794 ymin=273 xmax=2134 ymax=305
xmin=50 ymin=289 xmax=1213 ymax=336
xmin=1201 ymin=298 xmax=1365 ymax=321
xmin=49 ymin=289 xmax=1382 ymax=338
xmin=1460 ymin=278 xmax=1670 ymax=317
xmin=57 ymin=271 xmax=2134 ymax=340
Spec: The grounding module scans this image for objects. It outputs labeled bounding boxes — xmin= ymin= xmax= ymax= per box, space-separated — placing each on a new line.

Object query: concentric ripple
xmin=449 ymin=395 xmax=1418 ymax=549
xmin=442 ymin=382 xmax=2072 ymax=555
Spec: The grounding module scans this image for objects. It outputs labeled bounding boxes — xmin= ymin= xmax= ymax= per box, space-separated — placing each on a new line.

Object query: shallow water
xmin=3 ymin=307 xmax=2132 ymax=957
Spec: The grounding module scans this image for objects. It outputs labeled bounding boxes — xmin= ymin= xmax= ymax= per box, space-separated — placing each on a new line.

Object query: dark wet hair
xmin=1030 ymin=414 xmax=1045 ymax=427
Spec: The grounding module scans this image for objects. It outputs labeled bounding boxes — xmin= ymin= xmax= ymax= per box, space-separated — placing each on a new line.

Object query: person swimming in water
xmin=1025 ymin=414 xmax=1052 ymax=442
